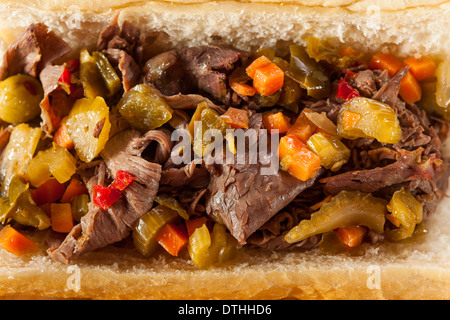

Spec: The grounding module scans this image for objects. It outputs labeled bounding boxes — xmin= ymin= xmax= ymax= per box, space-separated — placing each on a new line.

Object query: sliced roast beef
xmin=38 ymin=64 xmax=75 ymax=134
xmin=129 ymin=128 xmax=172 ymax=165
xmin=48 ymin=130 xmax=162 ymax=264
xmin=206 ymin=159 xmax=319 ymax=244
xmin=372 ymin=67 xmax=408 ymax=107
xmin=143 ymin=50 xmax=186 ymax=96
xmin=352 ymin=69 xmax=377 ymax=97
xmin=0 ymin=23 xmax=71 ymax=80
xmin=98 ymin=17 xmax=142 ymax=62
xmin=320 ymin=148 xmax=437 ymax=195
xmin=176 ymin=45 xmax=248 ymax=102
xmin=205 ymin=113 xmax=320 ymax=244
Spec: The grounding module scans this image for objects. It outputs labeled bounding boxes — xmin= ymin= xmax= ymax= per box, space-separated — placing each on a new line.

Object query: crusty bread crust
xmin=0 ymin=0 xmax=449 ymax=299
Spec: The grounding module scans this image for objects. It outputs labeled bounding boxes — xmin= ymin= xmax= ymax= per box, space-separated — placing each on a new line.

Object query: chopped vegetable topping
xmin=336 ymin=78 xmax=361 ymax=101
xmin=285 ymin=191 xmax=386 ymax=244
xmin=337 ymin=97 xmax=402 ymax=144
xmin=110 ymin=170 xmax=136 ymax=191
xmin=156 ymin=223 xmax=188 ymax=256
xmin=246 ymin=55 xmax=285 ymax=96
xmin=0 ymin=225 xmax=38 ymax=256
xmin=0 ymin=20 xmax=447 ymax=267
xmin=263 ymin=111 xmax=291 ymax=134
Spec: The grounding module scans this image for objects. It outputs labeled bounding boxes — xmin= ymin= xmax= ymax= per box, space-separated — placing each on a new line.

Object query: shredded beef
xmin=204 ymin=114 xmax=321 ymax=244
xmin=48 ymin=130 xmax=162 ymax=264
xmin=105 ymin=48 xmax=140 ymax=92
xmin=321 ymin=148 xmax=436 ymax=195
xmin=0 ymin=23 xmax=71 ymax=80
xmin=352 ymin=69 xmax=377 ymax=97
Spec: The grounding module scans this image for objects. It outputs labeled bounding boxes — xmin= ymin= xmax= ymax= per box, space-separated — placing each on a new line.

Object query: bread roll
xmin=0 ymin=0 xmax=448 ymax=299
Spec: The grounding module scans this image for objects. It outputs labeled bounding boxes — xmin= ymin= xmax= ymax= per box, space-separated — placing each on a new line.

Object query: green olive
xmin=0 ymin=74 xmax=44 ymax=123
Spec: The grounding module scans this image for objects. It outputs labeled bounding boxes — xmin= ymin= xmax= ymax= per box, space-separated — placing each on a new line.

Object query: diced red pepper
xmin=58 ymin=68 xmax=71 ymax=86
xmin=65 ymin=59 xmax=80 ymax=73
xmin=92 ymin=170 xmax=136 ymax=210
xmin=110 ymin=170 xmax=136 ymax=191
xmin=336 ymin=78 xmax=361 ymax=101
xmin=93 ymin=185 xmax=122 ymax=210
xmin=58 ymin=59 xmax=81 ymax=96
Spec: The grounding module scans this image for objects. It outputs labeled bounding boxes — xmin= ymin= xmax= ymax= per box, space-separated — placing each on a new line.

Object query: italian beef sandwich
xmin=0 ymin=0 xmax=449 ymax=299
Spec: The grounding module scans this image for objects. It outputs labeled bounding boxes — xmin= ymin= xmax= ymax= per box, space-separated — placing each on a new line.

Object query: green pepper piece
xmin=386 ymin=188 xmax=423 ymax=241
xmin=287 ymin=44 xmax=330 ymax=99
xmin=0 ymin=175 xmax=50 ymax=230
xmin=252 ymin=92 xmax=280 ymax=108
xmin=188 ymin=102 xmax=210 ymax=140
xmin=418 ymin=81 xmax=450 ymax=120
xmin=25 ymin=144 xmax=77 ymax=187
xmin=154 ymin=194 xmax=189 ymax=220
xmin=132 ymin=205 xmax=179 ymax=256
xmin=337 ymin=97 xmax=402 ymax=144
xmin=193 ymin=107 xmax=230 ymax=157
xmin=92 ymin=51 xmax=121 ymax=97
xmin=80 ymin=48 xmax=108 ymax=99
xmin=80 ymin=49 xmax=120 ymax=99
xmin=117 ymin=84 xmax=173 ymax=132
xmin=304 ymin=37 xmax=363 ymax=70
xmin=0 ymin=124 xmax=41 ymax=196
xmin=285 ymin=190 xmax=386 ymax=243
xmin=307 ymin=132 xmax=350 ymax=171
xmin=71 ymin=194 xmax=90 ymax=222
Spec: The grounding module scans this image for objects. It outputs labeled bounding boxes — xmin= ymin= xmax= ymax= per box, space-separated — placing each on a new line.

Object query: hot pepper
xmin=110 ymin=170 xmax=137 ymax=191
xmin=58 ymin=59 xmax=80 ymax=97
xmin=93 ymin=170 xmax=136 ymax=210
xmin=93 ymin=185 xmax=122 ymax=210
xmin=336 ymin=78 xmax=361 ymax=101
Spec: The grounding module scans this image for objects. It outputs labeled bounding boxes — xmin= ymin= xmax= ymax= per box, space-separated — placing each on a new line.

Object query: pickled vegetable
xmin=66 ymin=96 xmax=111 ymax=163
xmin=187 ymin=222 xmax=236 ymax=269
xmin=154 ymin=194 xmax=189 ymax=220
xmin=287 ymin=45 xmax=330 ymax=99
xmin=117 ymin=84 xmax=173 ymax=132
xmin=435 ymin=59 xmax=450 ymax=110
xmin=92 ymin=51 xmax=121 ymax=97
xmin=71 ymin=194 xmax=89 ymax=222
xmin=305 ymin=37 xmax=363 ymax=70
xmin=0 ymin=175 xmax=50 ymax=230
xmin=252 ymin=92 xmax=281 ymax=107
xmin=386 ymin=189 xmax=423 ymax=241
xmin=192 ymin=105 xmax=230 ymax=157
xmin=188 ymin=101 xmax=210 ymax=140
xmin=246 ymin=55 xmax=284 ymax=96
xmin=285 ymin=190 xmax=386 ymax=243
xmin=0 ymin=74 xmax=44 ymax=123
xmin=0 ymin=124 xmax=41 ymax=195
xmin=337 ymin=97 xmax=401 ymax=144
xmin=278 ymin=134 xmax=322 ymax=181
xmin=307 ymin=132 xmax=350 ymax=171
xmin=304 ymin=111 xmax=337 ymax=136
xmin=278 ymin=77 xmax=302 ymax=112
xmin=254 ymin=47 xmax=276 ymax=61
xmin=132 ymin=205 xmax=179 ymax=256
xmin=80 ymin=49 xmax=120 ymax=99
xmin=418 ymin=81 xmax=450 ymax=120
xmin=188 ymin=224 xmax=211 ymax=268
xmin=25 ymin=144 xmax=77 ymax=187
